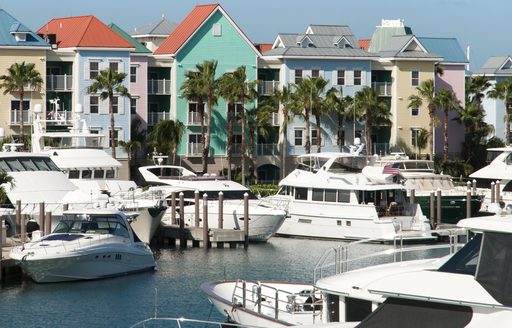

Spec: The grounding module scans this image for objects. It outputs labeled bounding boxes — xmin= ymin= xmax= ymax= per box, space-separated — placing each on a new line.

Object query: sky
xmin=0 ymin=0 xmax=508 ymax=71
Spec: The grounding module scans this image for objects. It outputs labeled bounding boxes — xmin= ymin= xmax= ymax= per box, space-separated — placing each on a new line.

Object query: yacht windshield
xmin=296 ymin=156 xmax=329 ymax=172
xmin=0 ymin=156 xmax=60 ymax=172
xmin=328 ymin=156 xmax=366 ymax=173
xmin=438 ymin=233 xmax=482 ymax=275
xmin=53 ymin=214 xmax=130 ymax=238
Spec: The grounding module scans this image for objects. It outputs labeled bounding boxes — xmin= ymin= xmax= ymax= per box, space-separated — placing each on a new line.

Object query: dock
xmin=153 ymin=224 xmax=247 ymax=249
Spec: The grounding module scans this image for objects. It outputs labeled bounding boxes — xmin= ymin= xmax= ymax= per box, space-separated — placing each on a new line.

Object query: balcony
xmin=188 ymin=143 xmax=202 ymax=156
xmin=10 ymin=110 xmax=31 ymax=125
xmin=258 ymin=80 xmax=279 ymax=96
xmin=148 ymin=79 xmax=171 ymax=95
xmin=148 ymin=112 xmax=171 ymax=126
xmin=187 ymin=112 xmax=205 ymax=125
xmin=46 ymin=75 xmax=73 ymax=91
xmin=256 ymin=143 xmax=278 ymax=156
xmin=372 ymin=82 xmax=391 ymax=96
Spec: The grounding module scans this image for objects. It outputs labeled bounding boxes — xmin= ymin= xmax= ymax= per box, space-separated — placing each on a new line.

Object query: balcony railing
xmin=148 ymin=112 xmax=171 ymax=126
xmin=10 ymin=110 xmax=31 ymax=125
xmin=257 ymin=143 xmax=278 ymax=156
xmin=258 ymin=80 xmax=279 ymax=96
xmin=46 ymin=75 xmax=73 ymax=91
xmin=148 ymin=79 xmax=171 ymax=95
xmin=188 ymin=143 xmax=202 ymax=156
xmin=188 ymin=112 xmax=205 ymax=125
xmin=372 ymin=82 xmax=391 ymax=96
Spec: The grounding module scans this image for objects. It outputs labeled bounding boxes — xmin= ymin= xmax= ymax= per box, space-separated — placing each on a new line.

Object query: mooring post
xmin=436 ymin=189 xmax=442 ymax=227
xmin=171 ymin=192 xmax=176 ymax=225
xmin=0 ymin=219 xmax=3 ymax=281
xmin=45 ymin=211 xmax=52 ymax=235
xmin=21 ymin=214 xmax=26 ymax=244
xmin=429 ymin=191 xmax=435 ymax=228
xmin=244 ymin=193 xmax=249 ymax=250
xmin=15 ymin=200 xmax=21 ymax=235
xmin=466 ymin=180 xmax=471 ymax=192
xmin=179 ymin=192 xmax=186 ymax=249
xmin=39 ymin=202 xmax=45 ymax=234
xmin=203 ymin=193 xmax=209 ymax=249
xmin=496 ymin=180 xmax=501 ymax=202
xmin=472 ymin=179 xmax=477 ymax=196
xmin=218 ymin=191 xmax=224 ymax=229
xmin=63 ymin=203 xmax=69 ymax=211
xmin=466 ymin=190 xmax=471 ymax=218
xmin=491 ymin=182 xmax=496 ymax=203
xmin=194 ymin=190 xmax=200 ymax=227
xmin=410 ymin=189 xmax=415 ymax=205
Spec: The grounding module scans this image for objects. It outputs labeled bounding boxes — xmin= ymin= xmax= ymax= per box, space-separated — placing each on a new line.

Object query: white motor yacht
xmin=266 ymin=151 xmax=433 ymax=242
xmin=30 ymin=111 xmax=167 ymax=243
xmin=10 ymin=209 xmax=155 ymax=283
xmin=138 ymin=162 xmax=286 ymax=242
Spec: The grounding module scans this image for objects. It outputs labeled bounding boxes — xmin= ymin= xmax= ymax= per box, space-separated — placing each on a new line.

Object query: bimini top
xmin=457 ymin=215 xmax=512 ymax=234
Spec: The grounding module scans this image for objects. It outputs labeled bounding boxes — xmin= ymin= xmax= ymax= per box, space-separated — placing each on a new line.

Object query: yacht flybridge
xmin=266 ymin=152 xmax=434 ymax=242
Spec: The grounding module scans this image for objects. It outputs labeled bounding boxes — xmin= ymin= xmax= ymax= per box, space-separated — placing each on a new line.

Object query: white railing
xmin=258 ymin=80 xmax=279 ymax=95
xmin=148 ymin=112 xmax=171 ymax=126
xmin=188 ymin=143 xmax=202 ymax=156
xmin=257 ymin=143 xmax=278 ymax=156
xmin=46 ymin=110 xmax=73 ymax=122
xmin=148 ymin=79 xmax=171 ymax=94
xmin=46 ymin=75 xmax=73 ymax=91
xmin=372 ymin=82 xmax=391 ymax=96
xmin=187 ymin=111 xmax=204 ymax=125
xmin=10 ymin=110 xmax=31 ymax=124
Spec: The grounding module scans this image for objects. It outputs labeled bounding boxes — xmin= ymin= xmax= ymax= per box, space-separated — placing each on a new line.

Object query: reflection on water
xmin=0 ymin=237 xmax=447 ymax=327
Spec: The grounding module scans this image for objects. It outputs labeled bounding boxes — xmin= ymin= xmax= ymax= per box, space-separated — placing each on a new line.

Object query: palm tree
xmin=456 ymin=102 xmax=492 ymax=164
xmin=354 ymin=87 xmax=390 ymax=159
xmin=416 ymin=128 xmax=429 ymax=158
xmin=218 ymin=70 xmax=239 ymax=180
xmin=149 ymin=119 xmax=185 ymax=164
xmin=118 ymin=140 xmax=141 ymax=180
xmin=87 ymin=68 xmax=130 ymax=159
xmin=309 ymin=77 xmax=330 ymax=153
xmin=0 ymin=170 xmax=14 ymax=204
xmin=246 ymin=100 xmax=273 ymax=183
xmin=435 ymin=89 xmax=461 ymax=161
xmin=326 ymin=87 xmax=351 ymax=149
xmin=228 ymin=66 xmax=258 ymax=186
xmin=292 ymin=78 xmax=315 ymax=154
xmin=272 ymin=85 xmax=294 ymax=178
xmin=408 ymin=79 xmax=436 ymax=159
xmin=487 ymin=78 xmax=512 ymax=144
xmin=0 ymin=62 xmax=43 ymax=147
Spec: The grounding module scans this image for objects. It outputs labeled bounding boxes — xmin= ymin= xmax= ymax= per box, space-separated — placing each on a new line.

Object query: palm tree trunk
xmin=338 ymin=114 xmax=343 ymax=149
xmin=109 ymin=92 xmax=116 ymax=159
xmin=305 ymin=108 xmax=311 ymax=154
xmin=19 ymin=89 xmax=24 ymax=147
xmin=315 ymin=113 xmax=321 ymax=153
xmin=507 ymin=105 xmax=511 ymax=145
xmin=227 ymin=103 xmax=234 ymax=180
xmin=248 ymin=127 xmax=255 ymax=183
xmin=281 ymin=112 xmax=287 ymax=179
xmin=365 ymin=121 xmax=372 ymax=161
xmin=443 ymin=110 xmax=449 ymax=161
xmin=202 ymin=99 xmax=208 ymax=174
xmin=429 ymin=109 xmax=435 ymax=160
xmin=241 ymin=104 xmax=246 ymax=186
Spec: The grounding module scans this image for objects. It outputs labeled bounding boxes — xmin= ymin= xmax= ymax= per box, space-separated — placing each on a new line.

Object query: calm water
xmin=0 ymin=238 xmax=430 ymax=327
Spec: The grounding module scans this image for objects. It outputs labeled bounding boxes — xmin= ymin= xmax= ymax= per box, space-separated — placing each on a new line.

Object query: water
xmin=0 ymin=238 xmax=429 ymax=327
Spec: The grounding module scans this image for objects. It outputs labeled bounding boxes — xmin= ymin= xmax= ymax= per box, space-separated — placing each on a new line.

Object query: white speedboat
xmin=138 ymin=162 xmax=286 ymax=242
xmin=30 ymin=111 xmax=167 ymax=243
xmin=374 ymin=153 xmax=483 ymax=223
xmin=266 ymin=152 xmax=434 ymax=242
xmin=10 ymin=209 xmax=155 ymax=283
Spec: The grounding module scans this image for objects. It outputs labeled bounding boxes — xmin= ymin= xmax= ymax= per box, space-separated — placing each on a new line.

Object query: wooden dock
xmin=153 ymin=224 xmax=247 ymax=249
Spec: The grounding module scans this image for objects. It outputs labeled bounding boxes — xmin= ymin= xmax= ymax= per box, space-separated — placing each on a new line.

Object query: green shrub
xmin=250 ymin=184 xmax=279 ymax=197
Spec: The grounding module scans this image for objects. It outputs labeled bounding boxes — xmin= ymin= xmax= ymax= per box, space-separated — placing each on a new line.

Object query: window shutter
xmin=117 ymin=129 xmax=125 ymax=143
xmin=118 ymin=96 xmax=125 ymax=114
xmin=332 ymin=70 xmax=337 ymax=83
xmin=346 ymin=70 xmax=354 ymax=86
xmin=118 ymin=61 xmax=124 ymax=74
xmin=100 ymin=98 xmax=108 ymax=114
xmin=361 ymin=71 xmax=367 ymax=85
xmin=84 ymin=61 xmax=89 ymax=80
xmin=84 ymin=95 xmax=90 ymax=114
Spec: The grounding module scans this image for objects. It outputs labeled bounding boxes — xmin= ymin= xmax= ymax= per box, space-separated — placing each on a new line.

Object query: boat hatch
xmin=42 ymin=234 xmax=83 ymax=241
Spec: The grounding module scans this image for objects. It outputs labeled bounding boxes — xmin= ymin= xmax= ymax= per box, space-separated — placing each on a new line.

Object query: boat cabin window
xmin=296 ymin=156 xmax=329 ymax=172
xmin=438 ymin=233 xmax=482 ymax=275
xmin=325 ymin=189 xmax=337 ymax=202
xmin=0 ymin=157 xmax=61 ymax=172
xmin=309 ymin=188 xmax=351 ymax=203
xmin=345 ymin=297 xmax=372 ymax=322
xmin=94 ymin=169 xmax=104 ymax=179
xmin=506 ymin=153 xmax=512 ymax=165
xmin=54 ymin=214 xmax=130 ymax=239
xmin=328 ymin=156 xmax=366 ymax=173
xmin=148 ymin=167 xmax=184 ymax=177
xmin=338 ymin=190 xmax=350 ymax=203
xmin=295 ymin=187 xmax=308 ymax=200
xmin=106 ymin=169 xmax=115 ymax=179
xmin=312 ymin=188 xmax=323 ymax=201
xmin=81 ymin=170 xmax=92 ymax=179
xmin=277 ymin=185 xmax=293 ymax=196
xmin=69 ymin=170 xmax=80 ymax=179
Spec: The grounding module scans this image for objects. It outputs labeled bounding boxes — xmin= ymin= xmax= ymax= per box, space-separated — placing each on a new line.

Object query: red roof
xmin=37 ymin=15 xmax=133 ymax=49
xmin=358 ymin=39 xmax=371 ymax=51
xmin=154 ymin=4 xmax=218 ymax=55
xmin=255 ymin=43 xmax=272 ymax=54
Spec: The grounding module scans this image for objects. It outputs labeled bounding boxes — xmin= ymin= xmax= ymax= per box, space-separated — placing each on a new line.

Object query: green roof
xmin=109 ymin=23 xmax=151 ymax=54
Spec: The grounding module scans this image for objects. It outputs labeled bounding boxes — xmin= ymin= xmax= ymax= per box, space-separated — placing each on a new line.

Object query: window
xmin=232 ymin=134 xmax=242 ymax=154
xmin=412 ymin=70 xmax=419 ymax=86
xmin=354 ymin=70 xmax=362 ymax=85
xmin=130 ymin=66 xmax=137 ymax=83
xmin=89 ymin=61 xmax=100 ymax=79
xmin=312 ymin=189 xmax=323 ymax=201
xmin=311 ymin=69 xmax=320 ymax=78
xmin=311 ymin=129 xmax=321 ymax=147
xmin=109 ymin=61 xmax=119 ymax=73
xmin=295 ymin=69 xmax=303 ymax=83
xmin=411 ymin=128 xmax=421 ymax=148
xmin=90 ymin=96 xmax=99 ymax=114
xmin=337 ymin=70 xmax=345 ymax=85
xmin=188 ymin=102 xmax=205 ymax=124
xmin=325 ymin=189 xmax=337 ymax=202
xmin=130 ymin=98 xmax=137 ymax=115
xmin=295 ymin=187 xmax=308 ymax=200
xmin=294 ymin=129 xmax=304 ymax=146
xmin=227 ymin=103 xmax=243 ymax=121
xmin=94 ymin=170 xmax=104 ymax=179
xmin=338 ymin=190 xmax=350 ymax=203
xmin=212 ymin=23 xmax=222 ymax=36
xmin=411 ymin=107 xmax=419 ymax=116
xmin=109 ymin=130 xmax=119 ymax=148
xmin=10 ymin=100 xmax=30 ymax=123
xmin=188 ymin=134 xmax=202 ymax=155
xmin=112 ymin=97 xmax=119 ymax=114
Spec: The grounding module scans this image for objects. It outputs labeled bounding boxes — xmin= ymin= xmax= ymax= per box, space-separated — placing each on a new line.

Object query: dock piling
xmin=472 ymin=179 xmax=477 ymax=196
xmin=171 ymin=192 xmax=176 ymax=225
xmin=466 ymin=190 xmax=471 ymax=218
xmin=21 ymin=214 xmax=26 ymax=244
xmin=179 ymin=192 xmax=186 ymax=249
xmin=436 ymin=189 xmax=441 ymax=227
xmin=194 ymin=190 xmax=200 ymax=227
xmin=244 ymin=193 xmax=249 ymax=250
xmin=203 ymin=193 xmax=210 ymax=249
xmin=410 ymin=189 xmax=415 ymax=205
xmin=429 ymin=191 xmax=435 ymax=227
xmin=218 ymin=191 xmax=224 ymax=229
xmin=491 ymin=182 xmax=496 ymax=203
xmin=39 ymin=202 xmax=45 ymax=234
xmin=45 ymin=211 xmax=51 ymax=235
xmin=15 ymin=200 xmax=21 ymax=235
xmin=496 ymin=180 xmax=501 ymax=202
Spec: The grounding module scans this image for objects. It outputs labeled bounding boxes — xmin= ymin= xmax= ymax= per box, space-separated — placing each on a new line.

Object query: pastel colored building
xmin=153 ymin=3 xmax=261 ymax=173
xmin=0 ymin=9 xmax=49 ymax=139
xmin=37 ymin=15 xmax=135 ymax=159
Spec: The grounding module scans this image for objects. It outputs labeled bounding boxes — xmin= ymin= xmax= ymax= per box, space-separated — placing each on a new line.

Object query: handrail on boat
xmin=130 ymin=317 xmax=264 ymax=328
xmin=313 ymin=228 xmax=468 ymax=283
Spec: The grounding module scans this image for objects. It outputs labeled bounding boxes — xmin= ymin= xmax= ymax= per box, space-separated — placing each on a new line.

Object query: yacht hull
xmin=126 ymin=205 xmax=167 ymax=244
xmin=415 ymin=194 xmax=482 ymax=224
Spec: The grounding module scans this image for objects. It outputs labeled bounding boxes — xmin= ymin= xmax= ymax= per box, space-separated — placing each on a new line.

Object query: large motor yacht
xmin=266 ymin=151 xmax=433 ymax=242
xmin=138 ymin=160 xmax=286 ymax=242
xmin=10 ymin=209 xmax=155 ymax=283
